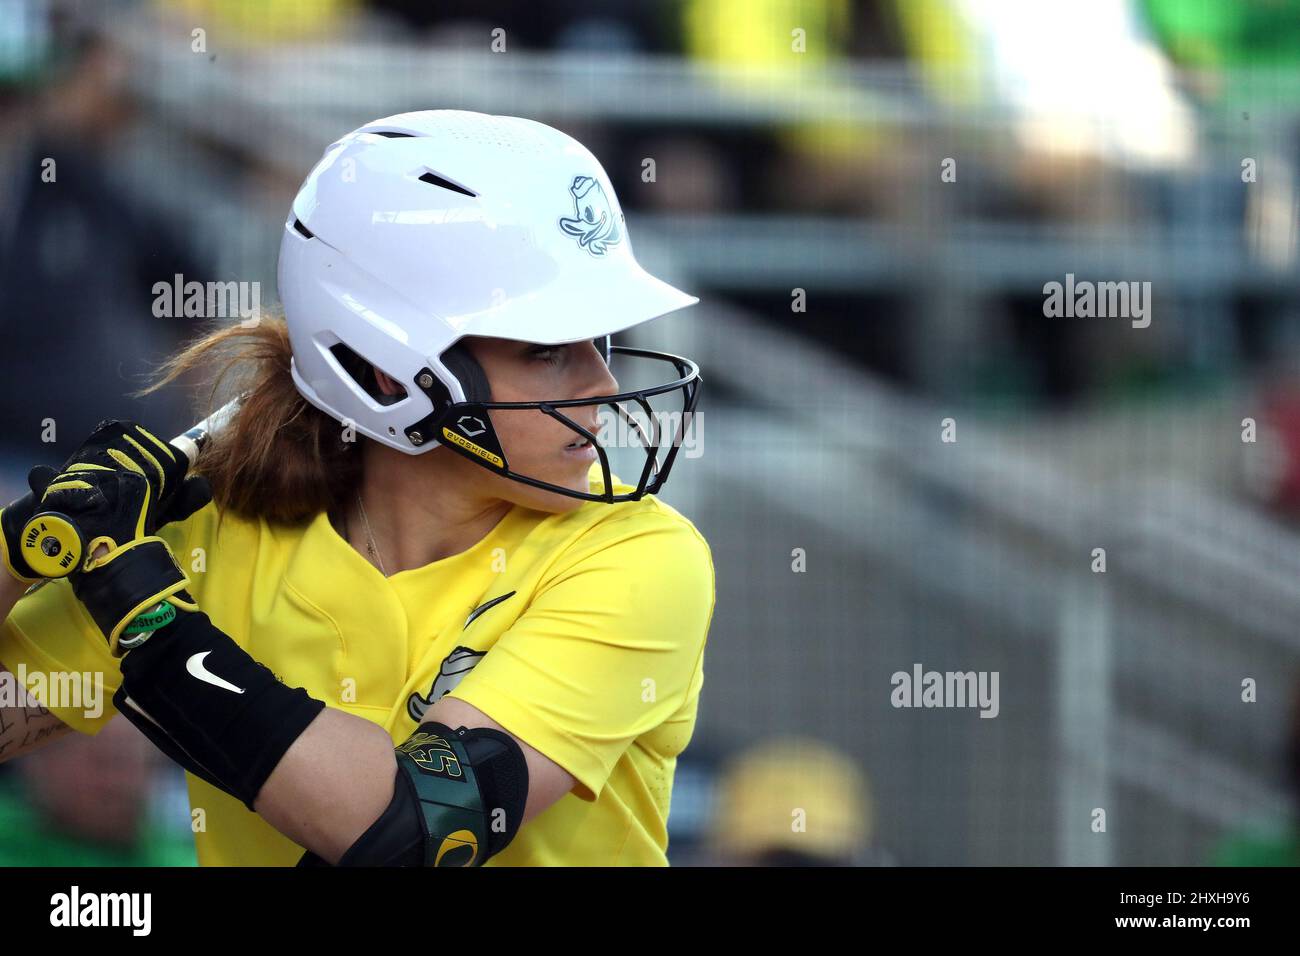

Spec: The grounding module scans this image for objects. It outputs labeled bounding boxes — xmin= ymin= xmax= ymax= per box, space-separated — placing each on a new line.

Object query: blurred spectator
xmin=0 ymin=3 xmax=207 ymax=499
xmin=153 ymin=0 xmax=361 ymax=44
xmin=1139 ymin=0 xmax=1300 ymax=272
xmin=366 ymin=0 xmax=674 ymax=53
xmin=950 ymin=0 xmax=1196 ymax=173
xmin=706 ymin=736 xmax=891 ymax=865
xmin=625 ymin=134 xmax=740 ymax=214
xmin=680 ymin=0 xmax=913 ymax=217
xmin=0 ymin=716 xmax=196 ymax=866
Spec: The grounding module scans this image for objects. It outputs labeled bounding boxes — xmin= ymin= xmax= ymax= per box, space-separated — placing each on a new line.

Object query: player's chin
xmin=553 ymin=462 xmax=600 ymax=507
xmin=503 ymin=462 xmax=592 ymax=513
xmin=550 ymin=469 xmax=595 ymax=509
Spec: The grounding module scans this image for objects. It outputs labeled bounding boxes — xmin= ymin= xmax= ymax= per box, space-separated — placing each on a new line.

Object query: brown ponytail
xmin=131 ymin=311 xmax=362 ymax=530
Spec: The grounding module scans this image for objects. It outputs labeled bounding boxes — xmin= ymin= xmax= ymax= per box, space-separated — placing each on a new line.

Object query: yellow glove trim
xmin=65 ymin=463 xmax=114 ymax=473
xmin=44 ymin=478 xmax=94 ymax=493
xmin=106 ymin=448 xmax=145 ymax=477
xmin=122 ymin=434 xmax=167 ymax=493
xmin=82 ymin=535 xmax=121 ymax=571
xmin=133 ymin=425 xmax=177 ymax=463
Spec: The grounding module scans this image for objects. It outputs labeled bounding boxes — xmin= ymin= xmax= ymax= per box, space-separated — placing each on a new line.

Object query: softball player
xmin=0 ymin=110 xmax=714 ymax=866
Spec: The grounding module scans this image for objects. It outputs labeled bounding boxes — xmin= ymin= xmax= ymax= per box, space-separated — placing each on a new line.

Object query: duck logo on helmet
xmin=558 ymin=175 xmax=623 ymax=257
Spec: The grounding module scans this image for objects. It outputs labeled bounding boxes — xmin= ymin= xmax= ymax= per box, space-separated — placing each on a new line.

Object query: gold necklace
xmin=353 ymin=489 xmax=387 ymax=577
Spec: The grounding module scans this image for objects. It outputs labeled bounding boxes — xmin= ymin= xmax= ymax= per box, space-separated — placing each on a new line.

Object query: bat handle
xmin=170 ymin=394 xmax=243 ymax=465
xmin=170 ymin=422 xmax=211 ymax=467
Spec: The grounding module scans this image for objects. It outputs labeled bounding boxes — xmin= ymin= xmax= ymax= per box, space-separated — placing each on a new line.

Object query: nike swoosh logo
xmin=186 ymin=651 xmax=246 ymax=694
xmin=463 ymin=591 xmax=516 ymax=630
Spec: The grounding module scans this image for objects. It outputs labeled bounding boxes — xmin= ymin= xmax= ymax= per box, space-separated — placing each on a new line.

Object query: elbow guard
xmin=300 ymin=721 xmax=529 ymax=867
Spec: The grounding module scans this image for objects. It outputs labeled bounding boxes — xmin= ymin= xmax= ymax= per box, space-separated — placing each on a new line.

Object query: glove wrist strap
xmin=70 ymin=538 xmax=198 ymax=656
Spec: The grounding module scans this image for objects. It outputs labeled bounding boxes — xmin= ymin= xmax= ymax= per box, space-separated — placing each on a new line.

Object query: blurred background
xmin=2 ymin=0 xmax=1300 ymax=866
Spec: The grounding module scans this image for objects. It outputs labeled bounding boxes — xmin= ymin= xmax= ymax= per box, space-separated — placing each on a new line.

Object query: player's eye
xmin=529 ymin=345 xmax=562 ymax=366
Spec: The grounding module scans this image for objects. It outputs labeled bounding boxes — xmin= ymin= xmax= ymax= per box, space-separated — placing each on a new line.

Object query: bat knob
xmin=19 ymin=513 xmax=86 ymax=580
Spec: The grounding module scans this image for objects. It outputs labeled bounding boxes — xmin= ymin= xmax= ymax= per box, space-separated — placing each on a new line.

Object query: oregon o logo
xmin=435 ymin=829 xmax=479 ymax=867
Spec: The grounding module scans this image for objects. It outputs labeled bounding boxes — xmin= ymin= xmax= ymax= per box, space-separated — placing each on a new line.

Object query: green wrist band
xmin=123 ymin=601 xmax=177 ymax=636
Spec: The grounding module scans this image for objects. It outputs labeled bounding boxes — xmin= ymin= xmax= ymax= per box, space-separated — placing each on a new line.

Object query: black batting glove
xmin=37 ymin=420 xmax=212 ymax=556
xmin=35 ymin=420 xmax=212 ymax=656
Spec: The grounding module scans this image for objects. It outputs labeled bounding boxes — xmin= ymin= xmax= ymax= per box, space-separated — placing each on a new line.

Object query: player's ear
xmin=373 ymin=368 xmax=404 ymax=398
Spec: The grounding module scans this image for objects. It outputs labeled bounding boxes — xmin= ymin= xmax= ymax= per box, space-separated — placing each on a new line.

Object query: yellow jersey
xmin=0 ymin=470 xmax=715 ymax=866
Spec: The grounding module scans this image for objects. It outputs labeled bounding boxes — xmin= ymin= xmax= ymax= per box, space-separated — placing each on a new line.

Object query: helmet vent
xmin=437 ymin=115 xmax=552 ymax=154
xmin=372 ymin=131 xmax=416 ymax=138
xmin=418 ymin=171 xmax=477 ymax=198
xmin=329 ymin=342 xmax=407 ymax=407
xmin=292 ymin=218 xmax=314 ymax=239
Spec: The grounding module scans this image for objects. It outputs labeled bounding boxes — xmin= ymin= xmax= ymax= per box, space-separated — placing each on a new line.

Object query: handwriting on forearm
xmin=0 ymin=665 xmax=72 ymax=762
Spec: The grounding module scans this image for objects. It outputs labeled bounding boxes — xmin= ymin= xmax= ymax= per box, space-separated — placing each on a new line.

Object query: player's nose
xmin=572 ymin=340 xmax=619 ymax=399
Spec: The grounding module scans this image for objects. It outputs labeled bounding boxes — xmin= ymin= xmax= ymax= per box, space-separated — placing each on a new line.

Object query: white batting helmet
xmin=277 ymin=109 xmax=701 ymax=502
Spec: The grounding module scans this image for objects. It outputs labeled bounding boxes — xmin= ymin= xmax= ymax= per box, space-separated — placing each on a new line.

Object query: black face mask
xmin=404 ymin=343 xmax=702 ymax=504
